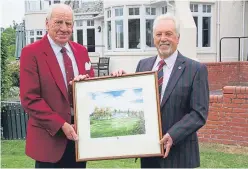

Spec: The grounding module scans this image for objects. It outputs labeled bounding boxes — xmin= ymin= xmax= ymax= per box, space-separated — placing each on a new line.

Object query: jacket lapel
xmin=69 ymin=42 xmax=84 ymax=74
xmin=41 ymin=35 xmax=69 ymax=103
xmin=144 ymin=56 xmax=157 ymax=71
xmin=160 ymin=52 xmax=186 ymax=108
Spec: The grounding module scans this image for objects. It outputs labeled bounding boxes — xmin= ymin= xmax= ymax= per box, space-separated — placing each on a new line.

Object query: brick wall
xmin=205 ymin=61 xmax=248 ymax=90
xmin=198 ymin=86 xmax=248 ymax=146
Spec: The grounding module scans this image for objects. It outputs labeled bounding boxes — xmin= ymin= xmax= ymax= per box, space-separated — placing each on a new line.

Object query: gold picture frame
xmin=73 ymin=71 xmax=164 ymax=161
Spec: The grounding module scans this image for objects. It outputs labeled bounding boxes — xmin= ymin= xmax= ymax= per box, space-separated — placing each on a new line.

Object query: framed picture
xmin=73 ymin=71 xmax=164 ymax=161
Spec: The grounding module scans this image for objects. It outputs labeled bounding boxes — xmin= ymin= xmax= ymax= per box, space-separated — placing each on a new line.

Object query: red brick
xmin=204 ymin=124 xmax=218 ymax=129
xmin=220 ymin=108 xmax=233 ymax=113
xmin=235 ymin=86 xmax=241 ymax=93
xmin=231 ymin=136 xmax=247 ymax=141
xmin=223 ymin=98 xmax=232 ymax=103
xmin=199 ymin=138 xmax=211 ymax=143
xmin=230 ymin=126 xmax=247 ymax=132
xmin=207 ymin=121 xmax=226 ymax=126
xmin=211 ymin=103 xmax=222 ymax=108
xmin=240 ymin=87 xmax=246 ymax=93
xmin=236 ymin=94 xmax=248 ymax=99
xmin=216 ymin=134 xmax=230 ymax=140
xmin=238 ymin=141 xmax=248 ymax=147
xmin=218 ymin=112 xmax=225 ymax=117
xmin=223 ymin=104 xmax=240 ymax=108
xmin=232 ymin=99 xmax=246 ymax=104
xmin=231 ymin=118 xmax=247 ymax=123
xmin=223 ymin=94 xmax=236 ymax=98
xmin=221 ymin=140 xmax=236 ymax=145
xmin=238 ymin=132 xmax=248 ymax=137
xmin=208 ymin=115 xmax=219 ymax=121
xmin=233 ymin=108 xmax=247 ymax=113
xmin=223 ymin=86 xmax=236 ymax=94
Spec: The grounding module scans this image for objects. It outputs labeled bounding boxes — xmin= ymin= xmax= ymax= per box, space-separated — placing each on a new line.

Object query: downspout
xmin=217 ymin=1 xmax=220 ymax=62
xmin=241 ymin=0 xmax=245 ymax=61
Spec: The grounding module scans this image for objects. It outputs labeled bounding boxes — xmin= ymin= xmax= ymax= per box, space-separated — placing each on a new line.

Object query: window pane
xmin=162 ymin=6 xmax=167 ymax=14
xmin=207 ymin=5 xmax=211 ymax=13
xmin=107 ymin=21 xmax=111 ymax=50
xmin=146 ymin=8 xmax=150 ymax=15
xmin=190 ymin=4 xmax=193 ymax=12
xmin=77 ymin=30 xmax=83 ymax=45
xmin=151 ymin=8 xmax=156 ymax=15
xmin=30 ymin=31 xmax=34 ymax=36
xmin=128 ymin=19 xmax=140 ymax=49
xmin=115 ymin=9 xmax=118 ymax=16
xmin=203 ymin=5 xmax=206 ymax=13
xmin=194 ymin=4 xmax=198 ymax=12
xmin=135 ymin=8 xmax=139 ymax=15
xmin=146 ymin=19 xmax=154 ymax=47
xmin=115 ymin=20 xmax=124 ymax=48
xmin=30 ymin=38 xmax=34 ymax=43
xmin=193 ymin=17 xmax=198 ymax=47
xmin=202 ymin=17 xmax=211 ymax=47
xmin=120 ymin=8 xmax=123 ymax=16
xmin=129 ymin=8 xmax=133 ymax=15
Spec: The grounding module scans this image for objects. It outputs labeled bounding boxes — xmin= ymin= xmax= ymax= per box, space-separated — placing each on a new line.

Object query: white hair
xmin=153 ymin=13 xmax=180 ymax=37
xmin=46 ymin=3 xmax=74 ymax=21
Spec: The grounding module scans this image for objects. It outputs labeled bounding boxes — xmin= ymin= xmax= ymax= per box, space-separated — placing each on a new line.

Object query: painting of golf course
xmin=88 ymin=88 xmax=146 ymax=138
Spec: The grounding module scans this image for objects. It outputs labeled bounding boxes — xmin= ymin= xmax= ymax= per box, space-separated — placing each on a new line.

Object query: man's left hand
xmin=69 ymin=74 xmax=89 ymax=85
xmin=160 ymin=133 xmax=173 ymax=158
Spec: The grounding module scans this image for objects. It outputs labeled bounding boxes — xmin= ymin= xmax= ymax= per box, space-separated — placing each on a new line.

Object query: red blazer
xmin=20 ymin=35 xmax=94 ymax=163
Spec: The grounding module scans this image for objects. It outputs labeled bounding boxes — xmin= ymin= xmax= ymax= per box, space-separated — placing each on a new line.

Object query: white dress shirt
xmin=47 ymin=35 xmax=79 ymax=116
xmin=152 ymin=50 xmax=178 ymax=102
xmin=47 ymin=34 xmax=79 ymax=89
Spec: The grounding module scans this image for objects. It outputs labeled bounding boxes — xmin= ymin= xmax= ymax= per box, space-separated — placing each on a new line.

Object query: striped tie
xmin=157 ymin=60 xmax=166 ymax=100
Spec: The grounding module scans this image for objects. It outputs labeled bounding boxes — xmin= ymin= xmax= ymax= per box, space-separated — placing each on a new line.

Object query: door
xmin=87 ymin=29 xmax=95 ymax=52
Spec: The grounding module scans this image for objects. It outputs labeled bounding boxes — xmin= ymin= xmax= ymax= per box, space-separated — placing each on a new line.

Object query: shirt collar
xmin=47 ymin=34 xmax=71 ymax=55
xmin=156 ymin=50 xmax=178 ymax=69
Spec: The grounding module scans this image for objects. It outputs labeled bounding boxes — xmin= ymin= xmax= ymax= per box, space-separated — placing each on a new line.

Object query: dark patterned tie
xmin=157 ymin=60 xmax=166 ymax=100
xmin=60 ymin=47 xmax=74 ymax=108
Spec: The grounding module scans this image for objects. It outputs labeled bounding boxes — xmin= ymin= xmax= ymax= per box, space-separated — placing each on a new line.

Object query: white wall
xmin=219 ymin=0 xmax=244 ymax=61
xmin=174 ymin=0 xmax=197 ymax=60
xmin=243 ymin=1 xmax=248 ymax=61
xmin=25 ymin=13 xmax=47 ymax=30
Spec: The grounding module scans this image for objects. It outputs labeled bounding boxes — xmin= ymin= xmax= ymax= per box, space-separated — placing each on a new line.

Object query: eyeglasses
xmin=53 ymin=20 xmax=74 ymax=28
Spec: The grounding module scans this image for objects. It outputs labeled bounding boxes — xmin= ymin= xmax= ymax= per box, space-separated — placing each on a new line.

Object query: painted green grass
xmin=1 ymin=140 xmax=248 ymax=168
xmin=90 ymin=117 xmax=145 ymax=138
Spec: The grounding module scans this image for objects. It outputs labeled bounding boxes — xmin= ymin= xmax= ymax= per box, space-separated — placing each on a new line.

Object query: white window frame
xmin=127 ymin=6 xmax=141 ymax=51
xmin=105 ymin=8 xmax=113 ymax=51
xmin=162 ymin=6 xmax=167 ymax=14
xmin=113 ymin=7 xmax=125 ymax=51
xmin=87 ymin=20 xmax=94 ymax=27
xmin=191 ymin=3 xmax=213 ymax=50
xmin=145 ymin=7 xmax=156 ymax=16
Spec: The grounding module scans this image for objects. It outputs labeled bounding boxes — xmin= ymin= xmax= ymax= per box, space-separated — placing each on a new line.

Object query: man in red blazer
xmin=20 ymin=3 xmax=94 ymax=168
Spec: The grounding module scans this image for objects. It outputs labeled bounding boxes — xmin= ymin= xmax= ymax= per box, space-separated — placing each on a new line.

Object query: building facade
xmin=24 ymin=0 xmax=248 ymax=73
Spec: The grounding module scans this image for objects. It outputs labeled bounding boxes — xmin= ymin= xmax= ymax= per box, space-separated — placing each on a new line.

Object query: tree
xmin=1 ymin=27 xmax=16 ymax=58
xmin=1 ymin=36 xmax=12 ymax=99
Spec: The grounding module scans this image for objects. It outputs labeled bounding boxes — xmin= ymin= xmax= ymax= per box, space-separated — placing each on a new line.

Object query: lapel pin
xmin=178 ymin=66 xmax=182 ymax=70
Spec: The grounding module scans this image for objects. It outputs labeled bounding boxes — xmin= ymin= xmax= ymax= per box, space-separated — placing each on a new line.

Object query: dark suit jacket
xmin=136 ymin=52 xmax=209 ymax=168
xmin=20 ymin=35 xmax=94 ymax=163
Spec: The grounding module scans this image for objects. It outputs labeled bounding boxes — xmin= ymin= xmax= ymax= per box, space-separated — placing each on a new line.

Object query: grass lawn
xmin=90 ymin=117 xmax=144 ymax=138
xmin=1 ymin=140 xmax=248 ymax=168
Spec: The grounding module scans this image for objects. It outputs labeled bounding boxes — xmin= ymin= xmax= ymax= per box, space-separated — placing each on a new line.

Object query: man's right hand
xmin=61 ymin=122 xmax=78 ymax=141
xmin=111 ymin=69 xmax=126 ymax=77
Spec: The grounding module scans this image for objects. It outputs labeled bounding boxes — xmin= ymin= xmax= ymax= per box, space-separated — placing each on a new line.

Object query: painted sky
xmin=88 ymin=88 xmax=144 ymax=113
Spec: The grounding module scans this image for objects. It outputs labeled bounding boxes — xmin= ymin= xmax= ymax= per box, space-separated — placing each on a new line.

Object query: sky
xmin=0 ymin=0 xmax=25 ymax=28
xmin=88 ymin=88 xmax=144 ymax=113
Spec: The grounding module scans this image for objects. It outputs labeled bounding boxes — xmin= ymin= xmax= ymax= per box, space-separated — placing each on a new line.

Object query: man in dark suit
xmin=113 ymin=13 xmax=209 ymax=168
xmin=20 ymin=4 xmax=94 ymax=168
